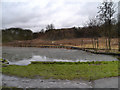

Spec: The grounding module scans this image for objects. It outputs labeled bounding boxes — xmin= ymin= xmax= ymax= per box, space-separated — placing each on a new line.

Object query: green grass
xmin=2 ymin=61 xmax=119 ymax=81
xmin=1 ymin=87 xmax=18 ymax=89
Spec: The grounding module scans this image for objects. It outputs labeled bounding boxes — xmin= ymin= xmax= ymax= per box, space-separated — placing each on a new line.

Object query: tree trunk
xmin=94 ymin=39 xmax=96 ymax=50
xmin=81 ymin=39 xmax=84 ymax=48
xmin=96 ymin=38 xmax=99 ymax=49
xmin=108 ymin=38 xmax=111 ymax=50
xmin=108 ymin=20 xmax=111 ymax=50
xmin=106 ymin=38 xmax=108 ymax=50
xmin=92 ymin=38 xmax=94 ymax=49
xmin=118 ymin=38 xmax=120 ymax=52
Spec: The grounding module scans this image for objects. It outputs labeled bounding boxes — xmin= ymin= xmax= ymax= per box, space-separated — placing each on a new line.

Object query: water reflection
xmin=9 ymin=55 xmax=93 ymax=65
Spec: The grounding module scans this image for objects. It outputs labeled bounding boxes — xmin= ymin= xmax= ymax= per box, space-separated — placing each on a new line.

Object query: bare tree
xmin=87 ymin=17 xmax=99 ymax=50
xmin=41 ymin=29 xmax=44 ymax=33
xmin=46 ymin=24 xmax=55 ymax=30
xmin=118 ymin=1 xmax=120 ymax=51
xmin=97 ymin=0 xmax=116 ymax=50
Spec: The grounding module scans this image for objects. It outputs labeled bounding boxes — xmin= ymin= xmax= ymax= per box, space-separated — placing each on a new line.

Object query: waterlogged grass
xmin=2 ymin=61 xmax=119 ymax=81
xmin=1 ymin=87 xmax=18 ymax=89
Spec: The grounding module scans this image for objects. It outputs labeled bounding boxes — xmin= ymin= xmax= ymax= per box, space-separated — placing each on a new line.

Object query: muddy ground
xmin=2 ymin=75 xmax=119 ymax=88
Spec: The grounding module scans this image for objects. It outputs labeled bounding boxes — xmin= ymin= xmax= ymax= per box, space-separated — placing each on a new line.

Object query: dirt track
xmin=2 ymin=75 xmax=119 ymax=88
xmin=2 ymin=75 xmax=92 ymax=88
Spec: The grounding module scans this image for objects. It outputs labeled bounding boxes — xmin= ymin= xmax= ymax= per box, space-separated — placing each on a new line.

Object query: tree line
xmin=2 ymin=20 xmax=118 ymax=42
xmin=1 ymin=0 xmax=120 ymax=51
xmin=2 ymin=28 xmax=33 ymax=43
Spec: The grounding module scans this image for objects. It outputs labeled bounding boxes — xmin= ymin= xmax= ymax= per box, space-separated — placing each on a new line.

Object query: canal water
xmin=2 ymin=47 xmax=118 ymax=65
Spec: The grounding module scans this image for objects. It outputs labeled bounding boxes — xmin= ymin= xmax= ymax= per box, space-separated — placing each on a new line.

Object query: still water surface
xmin=2 ymin=47 xmax=118 ymax=65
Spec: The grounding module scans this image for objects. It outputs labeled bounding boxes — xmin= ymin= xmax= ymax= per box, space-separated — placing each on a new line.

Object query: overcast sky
xmin=1 ymin=0 xmax=118 ymax=32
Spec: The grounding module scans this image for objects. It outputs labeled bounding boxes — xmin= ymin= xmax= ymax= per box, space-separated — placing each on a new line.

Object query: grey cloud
xmin=2 ymin=0 xmax=100 ymax=32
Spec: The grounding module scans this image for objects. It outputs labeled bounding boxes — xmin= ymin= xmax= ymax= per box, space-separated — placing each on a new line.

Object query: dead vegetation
xmin=3 ymin=38 xmax=118 ymax=50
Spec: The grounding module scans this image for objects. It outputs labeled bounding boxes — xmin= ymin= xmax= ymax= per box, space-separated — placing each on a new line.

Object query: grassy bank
xmin=2 ymin=61 xmax=119 ymax=81
xmin=1 ymin=87 xmax=17 ymax=90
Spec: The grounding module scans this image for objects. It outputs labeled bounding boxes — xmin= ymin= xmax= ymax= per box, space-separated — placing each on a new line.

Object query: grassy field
xmin=2 ymin=61 xmax=119 ymax=81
